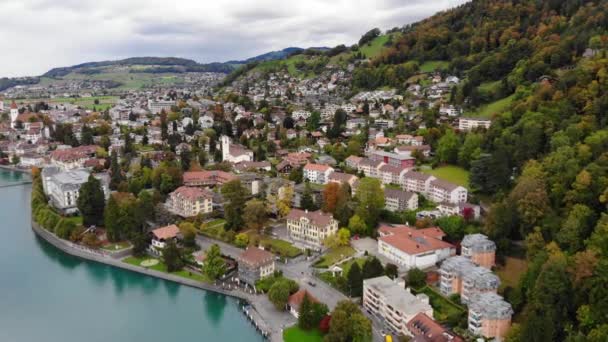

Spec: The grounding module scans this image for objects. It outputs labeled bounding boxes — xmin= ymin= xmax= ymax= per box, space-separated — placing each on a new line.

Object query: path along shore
xmin=31 ymin=222 xmax=279 ymax=341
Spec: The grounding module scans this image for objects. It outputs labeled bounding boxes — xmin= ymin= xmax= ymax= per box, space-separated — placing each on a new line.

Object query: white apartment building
xmin=458 ymin=117 xmax=491 ymax=131
xmin=429 ymin=179 xmax=468 ymax=204
xmin=303 ymin=163 xmax=334 ymax=184
xmin=363 ymin=276 xmax=433 ymax=337
xmin=377 ymin=225 xmax=456 ymax=270
xmin=148 ymin=98 xmax=175 ymax=114
xmin=41 ymin=166 xmax=109 ymax=214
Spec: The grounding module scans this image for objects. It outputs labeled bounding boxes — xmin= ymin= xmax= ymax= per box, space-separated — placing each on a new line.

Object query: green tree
xmin=300 ymin=182 xmax=317 ymax=210
xmin=362 ymin=257 xmax=384 ymax=280
xmin=325 ymin=300 xmax=372 ymax=342
xmin=348 ymin=215 xmax=368 ymax=236
xmin=347 ymin=262 xmax=363 ymax=297
xmin=556 ymin=204 xmax=596 ymax=253
xmin=243 ymin=199 xmax=268 ymax=231
xmin=406 ymin=268 xmax=426 ymax=288
xmin=354 ymin=178 xmax=384 ymax=231
xmin=385 ymin=263 xmax=398 ymax=279
xmin=298 ymin=294 xmax=315 ymax=330
xmin=104 ymin=195 xmax=120 ymax=241
xmin=163 ymin=240 xmax=184 ymax=272
xmin=437 ymin=129 xmax=459 ymax=164
xmin=457 ymin=132 xmax=482 ymax=168
xmin=77 ymin=174 xmax=105 ymax=227
xmin=109 ymin=151 xmax=123 ymax=190
xmin=221 ymin=180 xmax=248 ymax=230
xmin=268 ymin=279 xmax=297 ymax=310
xmin=203 ymin=244 xmax=226 ymax=280
xmin=234 ymin=233 xmax=249 ymax=248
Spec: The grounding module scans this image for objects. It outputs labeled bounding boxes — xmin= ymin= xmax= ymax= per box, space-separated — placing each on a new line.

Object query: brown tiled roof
xmin=328 ymin=172 xmax=357 ymax=183
xmin=404 ymin=170 xmax=434 ymax=182
xmin=384 ymin=188 xmax=416 ymax=201
xmin=378 ymin=224 xmax=453 ymax=255
xmin=304 ymin=163 xmax=332 ymax=172
xmin=406 ymin=313 xmax=463 ymax=342
xmin=183 ymin=170 xmax=237 ymax=185
xmin=288 ymin=289 xmax=319 ymax=310
xmin=151 ymin=224 xmax=180 ymax=240
xmin=171 ymin=186 xmax=213 ymax=201
xmin=431 ymin=179 xmax=462 ymax=192
xmin=238 ymin=247 xmax=274 ymax=268
xmin=286 ymin=209 xmax=334 ymax=227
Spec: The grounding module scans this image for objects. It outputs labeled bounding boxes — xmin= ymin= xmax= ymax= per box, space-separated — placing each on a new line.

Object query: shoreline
xmin=31 ymin=222 xmax=275 ymax=340
xmin=0 ymin=164 xmax=32 ymax=174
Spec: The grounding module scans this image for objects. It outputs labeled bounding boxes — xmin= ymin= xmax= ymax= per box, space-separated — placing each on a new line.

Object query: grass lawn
xmin=259 ymin=235 xmax=302 ymax=258
xmin=422 ymin=165 xmax=470 ymax=189
xmin=415 ymin=286 xmax=466 ymax=323
xmin=101 ymin=241 xmax=131 ymax=251
xmin=204 ymin=219 xmax=227 ymax=230
xmin=314 ymin=246 xmax=356 ymax=268
xmin=496 ymin=257 xmax=528 ymax=290
xmin=123 ymin=256 xmax=211 ymax=282
xmin=360 ymin=33 xmax=400 ymax=59
xmin=283 ymin=326 xmax=324 ymax=342
xmin=419 ymin=60 xmax=450 ymax=73
xmin=468 ymin=94 xmax=516 ymax=118
xmin=64 ymin=215 xmax=83 ymax=226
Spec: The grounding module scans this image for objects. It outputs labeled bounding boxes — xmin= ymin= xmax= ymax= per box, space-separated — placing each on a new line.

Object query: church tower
xmin=10 ymin=101 xmax=18 ymax=127
xmin=220 ymin=135 xmax=231 ymax=162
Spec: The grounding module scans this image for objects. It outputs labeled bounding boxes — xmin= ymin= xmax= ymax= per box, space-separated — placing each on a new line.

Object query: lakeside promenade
xmin=30 ymin=222 xmax=285 ymax=341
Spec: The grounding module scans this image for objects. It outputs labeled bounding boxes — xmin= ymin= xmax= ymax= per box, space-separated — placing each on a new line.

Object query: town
xmin=1 ymin=52 xmax=509 ymax=342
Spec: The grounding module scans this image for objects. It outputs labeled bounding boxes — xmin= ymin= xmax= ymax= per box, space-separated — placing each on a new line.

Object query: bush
xmin=407 ymin=268 xmax=427 ymax=289
xmin=55 ymin=219 xmax=77 ymax=239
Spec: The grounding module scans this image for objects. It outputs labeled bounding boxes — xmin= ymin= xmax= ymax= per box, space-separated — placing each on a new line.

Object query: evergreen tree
xmin=104 ymin=195 xmax=120 ymax=241
xmin=203 ymin=244 xmax=226 ymax=280
xmin=77 ymin=174 xmax=105 ymax=227
xmin=221 ymin=180 xmax=247 ymax=230
xmin=109 ymin=151 xmax=123 ymax=190
xmin=347 ymin=262 xmax=363 ymax=297
xmin=300 ymin=182 xmax=316 ymax=210
xmin=163 ymin=240 xmax=184 ymax=272
xmin=180 ymin=151 xmax=191 ymax=172
xmin=298 ymin=294 xmax=315 ymax=330
xmin=362 ymin=257 xmax=384 ymax=280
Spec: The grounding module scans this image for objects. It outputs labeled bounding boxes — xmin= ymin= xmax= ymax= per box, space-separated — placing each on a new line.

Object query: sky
xmin=0 ymin=0 xmax=469 ymax=77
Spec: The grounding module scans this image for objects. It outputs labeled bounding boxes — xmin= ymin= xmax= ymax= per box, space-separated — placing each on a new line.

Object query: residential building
xmin=458 ymin=117 xmax=491 ymax=131
xmin=437 ymin=202 xmax=481 ymax=220
xmin=363 ymin=276 xmax=433 ymax=337
xmin=237 ymin=247 xmax=275 ymax=285
xmin=370 ymin=150 xmax=416 ymax=169
xmin=183 ymin=170 xmax=237 ymax=187
xmin=357 ymin=158 xmax=384 ymax=178
xmin=384 ymin=188 xmax=418 ymax=212
xmin=406 ymin=313 xmax=463 ymax=342
xmin=287 ymin=289 xmax=319 ymax=318
xmin=468 ymin=293 xmax=513 ymax=340
xmin=402 ymin=171 xmax=435 ymax=194
xmin=286 ymin=209 xmax=339 ymax=250
xmin=150 ymin=224 xmax=181 ymax=250
xmin=345 ymin=155 xmax=363 ymax=169
xmin=429 ymin=179 xmax=468 ymax=204
xmin=461 ymin=234 xmax=496 ymax=269
xmin=50 ymin=145 xmax=98 ymax=170
xmin=148 ymin=98 xmax=175 ymax=114
xmin=166 ymin=186 xmax=213 ymax=217
xmin=439 ymin=256 xmax=500 ymax=304
xmin=41 ymin=166 xmax=109 ymax=214
xmin=377 ymin=225 xmax=455 ymax=270
xmin=327 ymin=172 xmax=358 ymax=189
xmin=303 ymin=163 xmax=334 ymax=184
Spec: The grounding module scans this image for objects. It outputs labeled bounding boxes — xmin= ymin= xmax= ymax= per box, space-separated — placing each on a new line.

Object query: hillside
xmin=343 ymin=1 xmax=608 ymax=341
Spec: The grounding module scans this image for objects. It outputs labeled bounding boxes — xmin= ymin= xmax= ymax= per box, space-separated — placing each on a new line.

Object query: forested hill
xmin=355 ymin=1 xmax=608 ymax=341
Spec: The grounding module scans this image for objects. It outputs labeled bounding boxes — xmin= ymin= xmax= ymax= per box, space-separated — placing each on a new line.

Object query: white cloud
xmin=0 ymin=0 xmax=469 ymax=77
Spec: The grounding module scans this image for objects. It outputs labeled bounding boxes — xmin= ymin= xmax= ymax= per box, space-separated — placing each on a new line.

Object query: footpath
xmin=31 ymin=222 xmax=284 ymax=340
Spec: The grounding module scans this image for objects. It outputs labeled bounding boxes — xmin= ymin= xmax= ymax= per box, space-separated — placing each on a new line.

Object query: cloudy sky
xmin=0 ymin=0 xmax=468 ymax=77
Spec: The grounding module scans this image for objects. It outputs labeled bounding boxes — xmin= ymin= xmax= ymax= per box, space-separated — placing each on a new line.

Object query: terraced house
xmin=286 ymin=209 xmax=338 ymax=250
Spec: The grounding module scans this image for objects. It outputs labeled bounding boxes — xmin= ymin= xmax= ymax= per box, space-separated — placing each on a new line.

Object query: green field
xmin=313 ymin=246 xmax=356 ymax=268
xmin=468 ymin=94 xmax=516 ymax=118
xmin=123 ymin=256 xmax=210 ymax=282
xmin=419 ymin=60 xmax=450 ymax=73
xmin=359 ymin=33 xmax=400 ymax=59
xmin=283 ymin=326 xmax=324 ymax=342
xmin=415 ymin=286 xmax=466 ymax=323
xmin=12 ymin=95 xmax=119 ymax=111
xmin=259 ymin=235 xmax=302 ymax=258
xmin=422 ymin=165 xmax=470 ymax=188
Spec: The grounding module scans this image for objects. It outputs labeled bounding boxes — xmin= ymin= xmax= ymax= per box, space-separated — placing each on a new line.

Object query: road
xmin=196 ymin=234 xmax=384 ymax=341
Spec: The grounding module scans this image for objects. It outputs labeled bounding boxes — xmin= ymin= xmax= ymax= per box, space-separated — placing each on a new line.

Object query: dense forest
xmin=353 ymin=1 xmax=608 ymax=341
